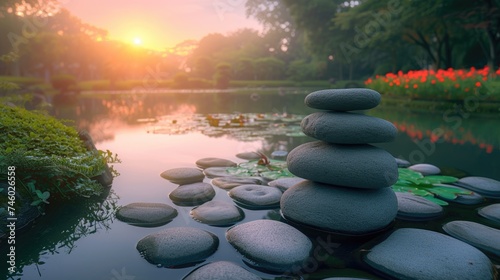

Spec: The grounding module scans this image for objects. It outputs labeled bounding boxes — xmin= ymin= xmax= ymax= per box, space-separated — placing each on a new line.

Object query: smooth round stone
xmin=287 ymin=141 xmax=398 ymax=189
xmin=136 ymin=227 xmax=218 ymax=267
xmin=479 ymin=204 xmax=500 ymax=223
xmin=395 ymin=192 xmax=443 ymax=221
xmin=229 ymin=185 xmax=282 ymax=209
xmin=408 ymin=163 xmax=440 ymax=175
xmin=454 ymin=176 xmax=500 ymax=198
xmin=190 ymin=201 xmax=244 ymax=226
xmin=160 ymin=168 xmax=205 ymax=185
xmin=196 ymin=157 xmax=237 ymax=169
xmin=116 ymin=202 xmax=177 ymax=227
xmin=271 ymin=150 xmax=288 ymax=159
xmin=281 ymin=181 xmax=397 ymax=234
xmin=203 ymin=167 xmax=233 ymax=179
xmin=301 ymin=112 xmax=397 ymax=144
xmin=236 ymin=152 xmax=262 ymax=160
xmin=434 ymin=184 xmax=484 ymax=205
xmin=443 ymin=220 xmax=500 ymax=256
xmin=305 ymin=88 xmax=381 ymax=111
xmin=226 ymin=220 xmax=312 ymax=272
xmin=268 ymin=177 xmax=306 ymax=192
xmin=364 ymin=228 xmax=494 ymax=280
xmin=211 ymin=176 xmax=263 ymax=190
xmin=183 ymin=261 xmax=261 ymax=280
xmin=395 ymin=158 xmax=411 ymax=168
xmin=169 ymin=183 xmax=215 ymax=206
xmin=322 ymin=278 xmax=370 ymax=280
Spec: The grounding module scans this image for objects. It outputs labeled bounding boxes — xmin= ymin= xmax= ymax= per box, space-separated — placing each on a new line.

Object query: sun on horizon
xmin=133 ymin=37 xmax=142 ymax=45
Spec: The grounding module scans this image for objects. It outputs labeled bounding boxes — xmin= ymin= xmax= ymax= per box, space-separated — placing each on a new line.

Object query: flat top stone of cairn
xmin=305 ymin=88 xmax=381 ymax=111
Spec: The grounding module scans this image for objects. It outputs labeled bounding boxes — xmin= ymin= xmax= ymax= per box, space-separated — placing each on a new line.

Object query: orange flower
xmin=413 ymin=84 xmax=418 ymax=89
xmin=475 ymin=81 xmax=481 ymax=87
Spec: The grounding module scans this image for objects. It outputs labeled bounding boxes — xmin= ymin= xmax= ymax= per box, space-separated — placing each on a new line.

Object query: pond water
xmin=7 ymin=90 xmax=500 ymax=279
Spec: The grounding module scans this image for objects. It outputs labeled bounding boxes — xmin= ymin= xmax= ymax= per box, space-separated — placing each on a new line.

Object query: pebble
xmin=364 ymin=228 xmax=494 ymax=280
xmin=190 ymin=201 xmax=244 ymax=226
xmin=160 ymin=168 xmax=205 ymax=185
xmin=196 ymin=157 xmax=237 ymax=169
xmin=304 ymin=88 xmax=381 ymax=111
xmin=169 ymin=182 xmax=215 ymax=206
xmin=478 ymin=204 xmax=500 ymax=223
xmin=236 ymin=152 xmax=262 ymax=160
xmin=203 ymin=167 xmax=233 ymax=179
xmin=443 ymin=220 xmax=500 ymax=256
xmin=395 ymin=192 xmax=443 ymax=221
xmin=116 ymin=202 xmax=177 ymax=227
xmin=287 ymin=141 xmax=398 ymax=189
xmin=395 ymin=158 xmax=411 ymax=168
xmin=211 ymin=176 xmax=263 ymax=190
xmin=226 ymin=219 xmax=312 ymax=272
xmin=454 ymin=176 xmax=500 ymax=198
xmin=183 ymin=261 xmax=261 ymax=280
xmin=281 ymin=181 xmax=397 ymax=234
xmin=136 ymin=227 xmax=218 ymax=267
xmin=408 ymin=163 xmax=440 ymax=175
xmin=301 ymin=112 xmax=397 ymax=144
xmin=268 ymin=177 xmax=306 ymax=192
xmin=229 ymin=185 xmax=282 ymax=209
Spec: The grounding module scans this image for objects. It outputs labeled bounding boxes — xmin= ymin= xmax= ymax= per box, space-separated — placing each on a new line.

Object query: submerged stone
xmin=364 ymin=228 xmax=494 ymax=280
xmin=443 ymin=220 xmax=500 ymax=256
xmin=408 ymin=163 xmax=440 ymax=175
xmin=191 ymin=201 xmax=244 ymax=226
xmin=226 ymin=219 xmax=312 ymax=272
xmin=211 ymin=176 xmax=263 ymax=190
xmin=305 ymin=88 xmax=381 ymax=111
xmin=268 ymin=177 xmax=306 ymax=192
xmin=229 ymin=185 xmax=282 ymax=209
xmin=169 ymin=182 xmax=215 ymax=206
xmin=395 ymin=192 xmax=443 ymax=221
xmin=183 ymin=261 xmax=261 ymax=280
xmin=116 ymin=202 xmax=177 ymax=227
xmin=196 ymin=157 xmax=237 ymax=169
xmin=160 ymin=168 xmax=205 ymax=185
xmin=478 ymin=203 xmax=500 ymax=223
xmin=136 ymin=227 xmax=218 ymax=267
xmin=301 ymin=112 xmax=397 ymax=144
xmin=455 ymin=176 xmax=500 ymax=198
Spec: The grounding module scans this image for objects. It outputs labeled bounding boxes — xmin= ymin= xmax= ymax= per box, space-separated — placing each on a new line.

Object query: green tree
xmin=254 ymin=57 xmax=286 ymax=80
xmin=214 ymin=63 xmax=231 ymax=89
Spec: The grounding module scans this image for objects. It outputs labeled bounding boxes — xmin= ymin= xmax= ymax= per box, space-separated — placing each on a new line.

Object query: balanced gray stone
xmin=434 ymin=184 xmax=484 ymax=205
xmin=226 ymin=219 xmax=312 ymax=272
xmin=454 ymin=176 xmax=500 ymax=198
xmin=301 ymin=112 xmax=397 ymax=144
xmin=305 ymin=88 xmax=381 ymax=111
xmin=203 ymin=167 xmax=233 ymax=178
xmin=161 ymin=168 xmax=205 ymax=185
xmin=364 ymin=228 xmax=494 ymax=280
xmin=281 ymin=181 xmax=397 ymax=234
xmin=116 ymin=202 xmax=177 ymax=227
xmin=190 ymin=201 xmax=244 ymax=226
xmin=196 ymin=157 xmax=237 ymax=169
xmin=229 ymin=185 xmax=282 ymax=209
xmin=268 ymin=177 xmax=306 ymax=192
xmin=211 ymin=176 xmax=263 ymax=190
xmin=136 ymin=227 xmax=218 ymax=267
xmin=408 ymin=163 xmax=440 ymax=175
xmin=287 ymin=141 xmax=398 ymax=189
xmin=183 ymin=261 xmax=261 ymax=280
xmin=443 ymin=220 xmax=500 ymax=256
xmin=169 ymin=182 xmax=215 ymax=206
xmin=395 ymin=192 xmax=443 ymax=221
xmin=479 ymin=204 xmax=500 ymax=223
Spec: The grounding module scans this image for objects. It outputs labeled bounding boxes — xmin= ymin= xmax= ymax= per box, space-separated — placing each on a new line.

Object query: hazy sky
xmin=61 ymin=0 xmax=261 ymax=50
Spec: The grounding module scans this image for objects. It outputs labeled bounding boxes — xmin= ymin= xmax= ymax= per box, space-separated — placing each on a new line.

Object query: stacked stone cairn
xmin=281 ymin=88 xmax=400 ymax=235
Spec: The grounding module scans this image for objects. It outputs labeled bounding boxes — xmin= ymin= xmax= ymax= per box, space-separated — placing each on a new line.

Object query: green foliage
xmin=50 ymin=74 xmax=77 ymax=92
xmin=214 ymin=63 xmax=231 ymax=89
xmin=226 ymin=159 xmax=294 ymax=181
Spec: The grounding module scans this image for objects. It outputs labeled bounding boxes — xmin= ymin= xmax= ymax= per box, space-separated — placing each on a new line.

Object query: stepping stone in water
xmin=305 ymin=88 xmax=381 ymax=111
xmin=478 ymin=203 xmax=500 ymax=223
xmin=203 ymin=167 xmax=233 ymax=179
xmin=169 ymin=182 xmax=215 ymax=206
xmin=443 ymin=220 xmax=500 ymax=256
xmin=364 ymin=228 xmax=493 ymax=280
xmin=136 ymin=227 xmax=218 ymax=267
xmin=395 ymin=158 xmax=411 ymax=168
xmin=116 ymin=202 xmax=177 ymax=227
xmin=161 ymin=168 xmax=205 ymax=185
xmin=226 ymin=219 xmax=312 ymax=273
xmin=183 ymin=261 xmax=261 ymax=280
xmin=408 ymin=163 xmax=440 ymax=175
xmin=236 ymin=152 xmax=262 ymax=160
xmin=190 ymin=201 xmax=244 ymax=226
xmin=268 ymin=177 xmax=306 ymax=192
xmin=211 ymin=176 xmax=263 ymax=190
xmin=454 ymin=176 xmax=500 ymax=198
xmin=228 ymin=184 xmax=282 ymax=209
xmin=287 ymin=141 xmax=398 ymax=189
xmin=196 ymin=157 xmax=237 ymax=169
xmin=281 ymin=181 xmax=397 ymax=235
xmin=395 ymin=192 xmax=443 ymax=221
xmin=301 ymin=112 xmax=397 ymax=144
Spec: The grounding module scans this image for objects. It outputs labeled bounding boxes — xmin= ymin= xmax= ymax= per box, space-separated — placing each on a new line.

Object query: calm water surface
xmin=7 ymin=91 xmax=500 ymax=279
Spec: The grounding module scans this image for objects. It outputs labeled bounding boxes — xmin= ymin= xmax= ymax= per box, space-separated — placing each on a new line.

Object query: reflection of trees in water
xmin=5 ymin=190 xmax=119 ymax=279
